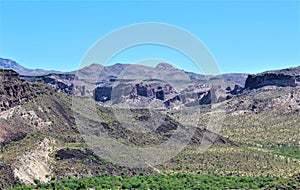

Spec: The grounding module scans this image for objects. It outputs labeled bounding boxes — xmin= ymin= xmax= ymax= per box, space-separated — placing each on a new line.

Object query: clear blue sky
xmin=0 ymin=0 xmax=299 ymax=74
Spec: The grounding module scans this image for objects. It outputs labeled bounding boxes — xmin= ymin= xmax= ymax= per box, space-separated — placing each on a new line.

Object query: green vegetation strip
xmin=12 ymin=173 xmax=298 ymax=190
xmin=267 ymin=146 xmax=300 ymax=160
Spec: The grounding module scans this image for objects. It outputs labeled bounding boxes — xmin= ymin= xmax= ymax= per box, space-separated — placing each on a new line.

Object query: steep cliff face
xmin=245 ymin=73 xmax=298 ymax=89
xmin=0 ymin=70 xmax=77 ymax=188
xmin=0 ymin=69 xmax=36 ymax=111
xmin=93 ymin=82 xmax=223 ymax=109
xmin=0 ymin=69 xmax=54 ymax=147
xmin=130 ymin=84 xmax=174 ymax=101
xmin=20 ymin=73 xmax=75 ymax=94
xmin=245 ymin=66 xmax=300 ymax=89
xmin=94 ymin=86 xmax=112 ymax=102
xmin=94 ymin=83 xmax=177 ymax=104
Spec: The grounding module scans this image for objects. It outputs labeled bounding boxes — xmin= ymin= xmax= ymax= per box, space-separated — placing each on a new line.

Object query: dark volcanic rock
xmin=94 ymin=86 xmax=112 ymax=102
xmin=20 ymin=73 xmax=75 ymax=94
xmin=245 ymin=66 xmax=300 ymax=89
xmin=0 ymin=69 xmax=36 ymax=111
xmin=245 ymin=73 xmax=297 ymax=89
xmin=0 ymin=132 xmax=27 ymax=147
xmin=164 ymin=95 xmax=181 ymax=107
xmin=55 ymin=148 xmax=98 ymax=160
xmin=131 ymin=84 xmax=170 ymax=100
xmin=198 ymin=90 xmax=213 ymax=105
xmin=230 ymin=84 xmax=244 ymax=95
xmin=135 ymin=84 xmax=155 ymax=98
xmin=136 ymin=84 xmax=148 ymax=97
xmin=156 ymin=88 xmax=165 ymax=100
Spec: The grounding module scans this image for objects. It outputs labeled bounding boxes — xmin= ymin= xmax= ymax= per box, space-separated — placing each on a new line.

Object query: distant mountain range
xmin=2 ymin=57 xmax=300 ymax=109
xmin=0 ymin=57 xmax=248 ymax=86
xmin=0 ymin=58 xmax=250 ymax=109
xmin=0 ymin=58 xmax=60 ymax=76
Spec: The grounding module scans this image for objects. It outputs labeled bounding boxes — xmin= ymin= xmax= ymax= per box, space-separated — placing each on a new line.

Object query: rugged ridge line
xmin=245 ymin=66 xmax=300 ymax=89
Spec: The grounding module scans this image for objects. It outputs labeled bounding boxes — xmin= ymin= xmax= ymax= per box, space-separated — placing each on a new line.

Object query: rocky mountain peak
xmin=155 ymin=62 xmax=176 ymax=70
xmin=0 ymin=58 xmax=59 ymax=75
xmin=0 ymin=58 xmax=19 ymax=69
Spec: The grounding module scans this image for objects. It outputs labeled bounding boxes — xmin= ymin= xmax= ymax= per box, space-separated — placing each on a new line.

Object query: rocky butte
xmin=245 ymin=66 xmax=300 ymax=89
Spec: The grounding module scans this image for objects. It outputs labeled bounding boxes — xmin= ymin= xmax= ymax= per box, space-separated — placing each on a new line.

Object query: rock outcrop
xmin=130 ymin=84 xmax=174 ymax=101
xmin=21 ymin=73 xmax=75 ymax=94
xmin=13 ymin=138 xmax=55 ymax=185
xmin=94 ymin=83 xmax=177 ymax=104
xmin=94 ymin=86 xmax=112 ymax=102
xmin=55 ymin=148 xmax=98 ymax=160
xmin=0 ymin=69 xmax=35 ymax=111
xmin=226 ymin=84 xmax=244 ymax=95
xmin=245 ymin=66 xmax=300 ymax=89
xmin=93 ymin=82 xmax=225 ymax=109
